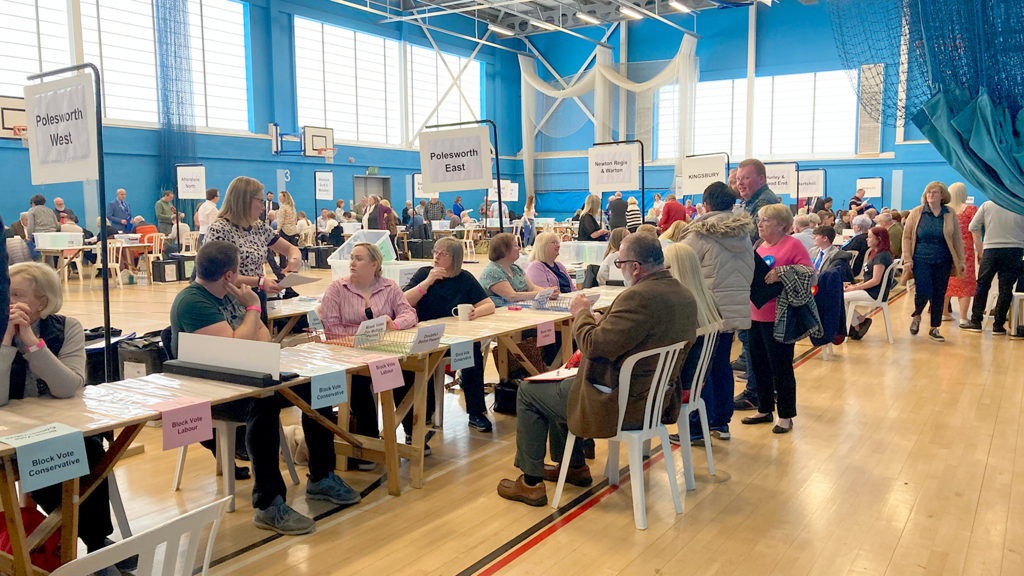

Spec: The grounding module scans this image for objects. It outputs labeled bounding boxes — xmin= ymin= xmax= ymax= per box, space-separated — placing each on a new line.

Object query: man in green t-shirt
xmin=170 ymin=241 xmax=360 ymax=535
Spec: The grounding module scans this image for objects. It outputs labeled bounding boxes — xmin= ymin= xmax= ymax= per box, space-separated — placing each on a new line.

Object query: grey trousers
xmin=514 ymin=378 xmax=586 ymax=477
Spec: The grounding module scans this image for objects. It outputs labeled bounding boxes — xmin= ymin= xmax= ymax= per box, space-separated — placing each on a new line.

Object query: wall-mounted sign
xmin=678 ymin=154 xmax=727 ymax=197
xmin=587 ymin=143 xmax=640 ymax=195
xmin=856 ymin=177 xmax=883 ymax=198
xmin=24 ymin=73 xmax=98 ymax=185
xmin=488 ymin=179 xmax=519 ymax=202
xmin=315 ymin=170 xmax=333 ymax=200
xmin=419 ymin=126 xmax=492 ymax=194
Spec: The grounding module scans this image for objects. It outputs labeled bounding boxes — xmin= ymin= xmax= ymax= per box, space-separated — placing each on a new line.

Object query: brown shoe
xmin=543 ymin=463 xmax=593 ymax=487
xmin=497 ymin=475 xmax=548 ymax=507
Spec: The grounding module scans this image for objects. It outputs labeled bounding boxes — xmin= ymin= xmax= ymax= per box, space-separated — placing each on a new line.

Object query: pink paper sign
xmin=362 ymin=354 xmax=404 ymax=393
xmin=147 ymin=397 xmax=213 ymax=451
xmin=537 ymin=320 xmax=556 ymax=346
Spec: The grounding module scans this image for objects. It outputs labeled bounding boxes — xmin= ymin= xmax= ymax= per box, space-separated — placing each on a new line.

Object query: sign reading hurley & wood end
xmin=419 ymin=126 xmax=492 ymax=194
xmin=24 ymin=73 xmax=99 ymax=185
xmin=588 ymin=143 xmax=640 ymax=194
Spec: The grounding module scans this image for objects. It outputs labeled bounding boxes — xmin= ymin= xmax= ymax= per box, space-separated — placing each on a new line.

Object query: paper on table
xmin=535 ymin=288 xmax=555 ymax=302
xmin=525 ymin=367 xmax=579 ymax=382
xmin=355 ymin=317 xmax=388 ymax=343
xmin=449 ymin=339 xmax=475 ymax=370
xmin=362 ymin=354 xmax=404 ymax=393
xmin=276 ymin=274 xmax=319 ymax=288
xmin=178 ymin=332 xmax=281 ymax=379
xmin=303 ymin=367 xmax=347 ymax=409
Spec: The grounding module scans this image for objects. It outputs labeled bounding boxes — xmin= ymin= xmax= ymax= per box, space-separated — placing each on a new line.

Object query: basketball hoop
xmin=13 ymin=126 xmax=27 ymax=148
xmin=318 ymin=147 xmax=337 ymax=164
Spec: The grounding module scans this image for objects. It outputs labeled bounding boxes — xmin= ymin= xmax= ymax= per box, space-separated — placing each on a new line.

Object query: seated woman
xmin=661 ymin=244 xmax=726 ymax=445
xmin=659 ymin=220 xmax=687 ymax=244
xmin=0 ymin=263 xmax=132 ymax=568
xmin=404 ymin=237 xmax=496 ymax=436
xmin=319 ymin=242 xmax=418 ymax=469
xmin=526 ymin=233 xmax=578 ymax=294
xmin=843 ymin=226 xmax=894 ymax=340
xmin=597 ymin=227 xmax=629 ymax=286
xmin=479 ymin=233 xmax=557 ymax=305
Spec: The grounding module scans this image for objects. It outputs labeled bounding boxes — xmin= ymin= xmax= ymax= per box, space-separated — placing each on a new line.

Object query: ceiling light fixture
xmin=488 ymin=23 xmax=515 ymax=36
xmin=576 ymin=11 xmax=601 ymax=24
xmin=668 ymin=1 xmax=691 ymax=12
xmin=618 ymin=5 xmax=643 ymax=19
xmin=530 ymin=18 xmax=556 ymax=30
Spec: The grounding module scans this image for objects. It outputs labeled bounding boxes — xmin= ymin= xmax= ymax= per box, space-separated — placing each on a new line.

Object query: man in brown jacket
xmin=497 ymin=233 xmax=697 ymax=506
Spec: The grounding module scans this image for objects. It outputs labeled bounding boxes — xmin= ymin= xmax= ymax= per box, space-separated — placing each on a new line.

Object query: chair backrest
xmin=686 ymin=326 xmax=720 ymax=412
xmin=160 ymin=326 xmax=175 ymax=360
xmin=874 ymin=258 xmax=901 ymax=304
xmin=299 ymin=227 xmax=316 ymax=247
xmin=615 ymin=340 xmax=690 ymax=434
xmin=50 ymin=497 xmax=231 ymax=576
xmin=143 ymin=232 xmax=162 ymax=255
xmin=106 ymin=239 xmax=124 ymax=266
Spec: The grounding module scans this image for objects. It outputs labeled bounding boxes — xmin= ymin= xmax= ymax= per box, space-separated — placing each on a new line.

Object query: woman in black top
xmin=843 ymin=226 xmax=894 ymax=339
xmin=402 ymin=237 xmax=496 ymax=437
xmin=577 ymin=195 xmax=607 ymax=242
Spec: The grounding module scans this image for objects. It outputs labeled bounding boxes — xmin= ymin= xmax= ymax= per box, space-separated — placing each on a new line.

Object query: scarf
xmin=9 ymin=314 xmax=66 ymax=399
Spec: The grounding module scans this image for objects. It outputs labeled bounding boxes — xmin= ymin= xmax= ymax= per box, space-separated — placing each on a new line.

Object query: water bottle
xmin=137 ymin=255 xmax=149 ymax=286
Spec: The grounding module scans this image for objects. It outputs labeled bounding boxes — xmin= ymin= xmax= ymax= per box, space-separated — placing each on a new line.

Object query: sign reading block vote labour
xmin=588 ymin=143 xmax=640 ymax=195
xmin=300 ymin=366 xmax=348 ymax=409
xmin=0 ymin=423 xmax=91 ymax=492
xmin=362 ymin=354 xmax=405 ymax=393
xmin=23 ymin=73 xmax=99 ymax=185
xmin=146 ymin=397 xmax=214 ymax=451
xmin=419 ymin=126 xmax=493 ymax=195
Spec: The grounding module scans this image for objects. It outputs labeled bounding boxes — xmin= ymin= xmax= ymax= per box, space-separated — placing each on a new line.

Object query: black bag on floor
xmin=117 ymin=330 xmax=169 ymax=379
xmin=494 ymin=379 xmax=521 ymax=415
xmin=408 ymin=239 xmax=435 ymax=259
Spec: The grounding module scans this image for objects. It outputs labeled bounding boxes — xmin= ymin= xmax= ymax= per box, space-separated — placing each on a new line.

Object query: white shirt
xmin=297 ymin=219 xmax=310 ymax=233
xmin=652 ymin=200 xmax=665 ymax=216
xmin=167 ymin=222 xmax=191 ymax=244
xmin=490 ymin=202 xmax=509 ymax=218
xmin=196 ymin=200 xmax=219 ymax=234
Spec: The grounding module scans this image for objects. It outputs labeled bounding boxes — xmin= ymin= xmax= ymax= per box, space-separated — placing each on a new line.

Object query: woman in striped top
xmin=625 ymin=196 xmax=642 ymax=232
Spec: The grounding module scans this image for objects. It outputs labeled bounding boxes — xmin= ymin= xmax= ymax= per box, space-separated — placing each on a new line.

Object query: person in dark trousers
xmin=607 ymin=192 xmax=628 ymax=229
xmin=960 ymin=200 xmax=1024 ymax=337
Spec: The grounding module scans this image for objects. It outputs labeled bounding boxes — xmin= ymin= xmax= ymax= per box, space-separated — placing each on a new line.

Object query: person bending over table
xmin=203 ymin=176 xmax=302 ymax=322
xmin=496 ymin=233 xmax=697 ymax=506
xmin=526 ymin=233 xmax=578 ymax=294
xmin=404 ymin=237 xmax=496 ymax=437
xmin=0 ymin=263 xmax=135 ymax=570
xmin=319 ymin=242 xmax=418 ymax=470
xmin=170 ymin=241 xmax=360 ymax=536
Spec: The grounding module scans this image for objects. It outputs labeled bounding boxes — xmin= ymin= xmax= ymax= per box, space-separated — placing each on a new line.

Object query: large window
xmin=295 ymin=16 xmax=402 ymax=145
xmin=0 ymin=0 xmax=72 ymax=97
xmin=81 ymin=0 xmax=159 ymax=122
xmin=659 ymin=70 xmax=858 ymax=160
xmin=188 ymin=0 xmax=249 ymax=130
xmin=406 ymin=44 xmax=482 ymax=144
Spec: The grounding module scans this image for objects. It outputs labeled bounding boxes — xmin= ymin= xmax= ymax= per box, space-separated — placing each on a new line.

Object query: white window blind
xmin=0 ymin=0 xmax=72 ymax=97
xmin=681 ymin=70 xmax=858 ymax=160
xmin=655 ymin=84 xmax=678 ymax=159
xmin=188 ymin=0 xmax=249 ymax=130
xmin=81 ymin=0 xmax=159 ymax=122
xmin=294 ymin=16 xmax=401 ymax=145
xmin=407 ymin=43 xmax=482 ymax=145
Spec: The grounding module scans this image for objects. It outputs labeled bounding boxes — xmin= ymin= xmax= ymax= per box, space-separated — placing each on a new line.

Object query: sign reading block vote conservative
xmin=588 ymin=143 xmax=640 ymax=195
xmin=24 ymin=73 xmax=99 ymax=185
xmin=0 ymin=422 xmax=91 ymax=492
xmin=419 ymin=126 xmax=492 ymax=195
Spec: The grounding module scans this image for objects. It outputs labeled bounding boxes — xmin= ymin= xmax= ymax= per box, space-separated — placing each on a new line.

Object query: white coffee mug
xmin=451 ymin=303 xmax=473 ymax=321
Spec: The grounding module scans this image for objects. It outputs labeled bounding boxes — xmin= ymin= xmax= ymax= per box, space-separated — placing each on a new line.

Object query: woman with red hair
xmin=843 ymin=226 xmax=895 ymax=339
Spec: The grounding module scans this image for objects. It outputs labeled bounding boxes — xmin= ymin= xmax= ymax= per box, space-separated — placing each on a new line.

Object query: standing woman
xmin=276 ymin=191 xmax=299 ymax=268
xmin=742 ymin=204 xmax=812 ymax=434
xmin=522 ymin=195 xmax=537 ymax=247
xmin=943 ymin=182 xmax=978 ymax=325
xmin=902 ymin=182 xmax=965 ymax=341
xmin=204 ymin=176 xmax=302 ymax=322
xmin=452 ymin=196 xmax=465 ymax=218
xmin=576 ymin=195 xmax=607 ymax=242
xmin=625 ymin=197 xmax=642 ymax=232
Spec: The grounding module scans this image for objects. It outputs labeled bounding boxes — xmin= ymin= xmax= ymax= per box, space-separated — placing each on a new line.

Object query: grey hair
xmin=621 ymin=232 xmax=664 ymax=268
xmin=794 ymin=215 xmax=811 ymax=230
xmin=877 ymin=212 xmax=894 ymax=225
xmin=853 ymin=214 xmax=873 ymax=232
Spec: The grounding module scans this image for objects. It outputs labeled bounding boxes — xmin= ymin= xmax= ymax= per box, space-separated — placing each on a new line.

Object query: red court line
xmin=793 ymin=289 xmax=909 ymax=370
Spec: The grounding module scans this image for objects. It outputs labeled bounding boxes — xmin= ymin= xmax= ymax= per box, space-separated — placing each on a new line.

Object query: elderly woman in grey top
xmin=26 ymin=193 xmax=60 ymax=238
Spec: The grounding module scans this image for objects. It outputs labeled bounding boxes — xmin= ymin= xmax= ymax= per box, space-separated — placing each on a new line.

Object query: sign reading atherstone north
xmin=176 ymin=164 xmax=206 ymax=200
xmin=587 ymin=143 xmax=640 ymax=195
xmin=487 ymin=179 xmax=519 ymax=202
xmin=765 ymin=163 xmax=798 ymax=197
xmin=419 ymin=126 xmax=492 ymax=195
xmin=24 ymin=73 xmax=98 ymax=185
xmin=678 ymin=154 xmax=727 ymax=196
xmin=315 ymin=170 xmax=333 ymax=201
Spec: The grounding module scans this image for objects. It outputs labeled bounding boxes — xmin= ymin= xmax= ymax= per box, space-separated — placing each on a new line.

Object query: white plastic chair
xmin=1011 ymin=291 xmax=1024 ymax=333
xmin=551 ymin=340 xmax=689 ymax=530
xmin=676 ymin=327 xmax=720 ymax=490
xmin=181 ymin=231 xmax=201 ymax=255
xmin=172 ymin=421 xmax=298 ymax=513
xmin=845 ymin=259 xmax=901 ymax=344
xmin=50 ymin=496 xmax=232 ymax=576
xmin=90 ymin=239 xmax=124 ymax=290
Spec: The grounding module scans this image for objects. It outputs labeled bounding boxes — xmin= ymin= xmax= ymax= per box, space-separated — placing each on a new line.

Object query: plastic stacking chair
xmin=845 ymin=258 xmax=901 ymax=344
xmin=550 ymin=340 xmax=689 ymax=530
xmin=676 ymin=327 xmax=720 ymax=490
xmin=90 ymin=239 xmax=125 ymax=290
xmin=50 ymin=496 xmax=231 ymax=576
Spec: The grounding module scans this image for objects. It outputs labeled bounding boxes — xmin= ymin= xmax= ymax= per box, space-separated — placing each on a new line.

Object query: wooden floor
xmin=55 ymin=267 xmax=1024 ymax=576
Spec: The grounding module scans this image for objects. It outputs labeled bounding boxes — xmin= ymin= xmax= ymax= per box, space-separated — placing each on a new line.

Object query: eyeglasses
xmin=757 ymin=217 xmax=775 ymax=224
xmin=431 ymin=250 xmax=451 ymax=258
xmin=614 ymin=259 xmax=640 ymax=267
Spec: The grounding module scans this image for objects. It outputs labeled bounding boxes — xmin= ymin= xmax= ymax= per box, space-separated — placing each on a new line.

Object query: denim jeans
xmin=688 ymin=331 xmax=736 ymax=429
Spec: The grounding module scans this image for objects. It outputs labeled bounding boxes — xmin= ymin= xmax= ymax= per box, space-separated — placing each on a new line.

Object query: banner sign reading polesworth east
xmin=588 ymin=143 xmax=640 ymax=195
xmin=765 ymin=163 xmax=798 ymax=197
xmin=24 ymin=73 xmax=99 ymax=185
xmin=678 ymin=154 xmax=727 ymax=196
xmin=419 ymin=126 xmax=492 ymax=195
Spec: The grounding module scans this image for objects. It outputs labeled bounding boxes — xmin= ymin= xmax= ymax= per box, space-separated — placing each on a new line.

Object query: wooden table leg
xmin=497 ymin=337 xmax=509 ymax=381
xmin=560 ymin=320 xmax=573 ymax=366
xmin=378 ymin=390 xmax=402 ymax=496
xmin=59 ymin=478 xmax=79 ymax=565
xmin=272 ymin=315 xmax=301 ymax=344
xmin=0 ymin=457 xmax=32 ymax=576
xmin=409 ymin=366 xmax=429 ymax=489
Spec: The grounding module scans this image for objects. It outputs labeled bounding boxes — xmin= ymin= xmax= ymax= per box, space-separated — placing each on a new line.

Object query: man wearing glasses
xmin=497 ymin=233 xmax=697 ymax=506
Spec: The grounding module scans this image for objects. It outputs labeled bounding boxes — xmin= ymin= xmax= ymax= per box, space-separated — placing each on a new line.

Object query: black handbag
xmin=750 ymin=253 xmax=784 ymax=309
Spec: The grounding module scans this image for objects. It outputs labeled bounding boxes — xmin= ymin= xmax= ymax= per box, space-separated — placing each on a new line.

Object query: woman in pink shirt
xmin=741 ymin=204 xmax=813 ymax=434
xmin=319 ymin=242 xmax=418 ymax=469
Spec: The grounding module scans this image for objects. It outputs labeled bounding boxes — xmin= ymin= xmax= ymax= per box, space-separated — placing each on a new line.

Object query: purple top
xmin=525 ymin=260 xmax=577 ymax=292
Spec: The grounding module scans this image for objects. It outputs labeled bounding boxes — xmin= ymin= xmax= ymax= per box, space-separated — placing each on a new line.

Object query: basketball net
xmin=14 ymin=126 xmax=27 ymax=148
xmin=318 ymin=148 xmax=336 ymax=164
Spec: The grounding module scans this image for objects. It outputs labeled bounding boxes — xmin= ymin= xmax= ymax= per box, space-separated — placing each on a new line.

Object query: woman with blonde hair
xmin=943 ymin=182 xmax=979 ymax=325
xmin=527 ymin=232 xmax=578 ymax=293
xmin=597 ymin=227 xmax=629 ymax=285
xmin=901 ymin=181 xmax=965 ymax=341
xmin=625 ymin=196 xmax=642 ymax=232
xmin=523 ymin=195 xmax=537 ymax=246
xmin=576 ymin=195 xmax=607 ymax=241
xmin=275 ymin=191 xmax=299 ymax=267
xmin=659 ymin=219 xmax=687 ymax=243
xmin=205 ymin=176 xmax=302 ymax=314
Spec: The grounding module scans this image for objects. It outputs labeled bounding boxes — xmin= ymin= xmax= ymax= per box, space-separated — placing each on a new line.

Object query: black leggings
xmin=911 ymin=259 xmax=953 ymax=328
xmin=31 ymin=435 xmax=112 ymax=551
xmin=749 ymin=321 xmax=797 ymax=419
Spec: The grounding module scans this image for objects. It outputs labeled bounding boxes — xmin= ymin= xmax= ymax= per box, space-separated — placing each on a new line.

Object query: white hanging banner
xmin=24 ymin=73 xmax=99 ymax=185
xmin=856 ymin=177 xmax=883 ymax=198
xmin=798 ymin=169 xmax=824 ymax=199
xmin=419 ymin=126 xmax=492 ymax=194
xmin=765 ymin=163 xmax=798 ymax=197
xmin=678 ymin=154 xmax=727 ymax=197
xmin=315 ymin=170 xmax=333 ymax=201
xmin=176 ymin=164 xmax=206 ymax=200
xmin=587 ymin=143 xmax=640 ymax=195
xmin=488 ymin=179 xmax=518 ymax=202
xmin=413 ymin=173 xmax=437 ymax=199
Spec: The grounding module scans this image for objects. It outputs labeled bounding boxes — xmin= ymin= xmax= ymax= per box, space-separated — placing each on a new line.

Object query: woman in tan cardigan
xmin=901 ymin=182 xmax=966 ymax=342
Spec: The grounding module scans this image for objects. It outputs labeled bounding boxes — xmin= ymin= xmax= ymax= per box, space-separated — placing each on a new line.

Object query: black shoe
xmin=404 ymin=437 xmax=432 ymax=456
xmin=772 ymin=422 xmax=793 ymax=434
xmin=910 ymin=315 xmax=922 ymax=335
xmin=235 ymin=465 xmax=251 ymax=480
xmin=92 ymin=538 xmax=139 ymax=572
xmin=235 ymin=446 xmax=250 ymax=462
xmin=583 ymin=438 xmax=596 ymax=460
xmin=730 ymin=359 xmax=747 ymax=373
xmin=992 ymin=325 xmax=1008 ymax=336
xmin=741 ymin=413 xmax=774 ymax=425
xmin=852 ymin=317 xmax=872 ymax=339
xmin=733 ymin=398 xmax=756 ymax=411
xmin=1011 ymin=327 xmax=1024 ymax=340
xmin=960 ymin=320 xmax=983 ymax=333
xmin=928 ymin=328 xmax=945 ymax=342
xmin=467 ymin=413 xmax=493 ymax=432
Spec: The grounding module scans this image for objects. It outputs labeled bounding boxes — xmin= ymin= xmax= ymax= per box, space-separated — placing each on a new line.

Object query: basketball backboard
xmin=302 ymin=126 xmax=334 ymax=158
xmin=0 ymin=95 xmax=27 ymax=139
